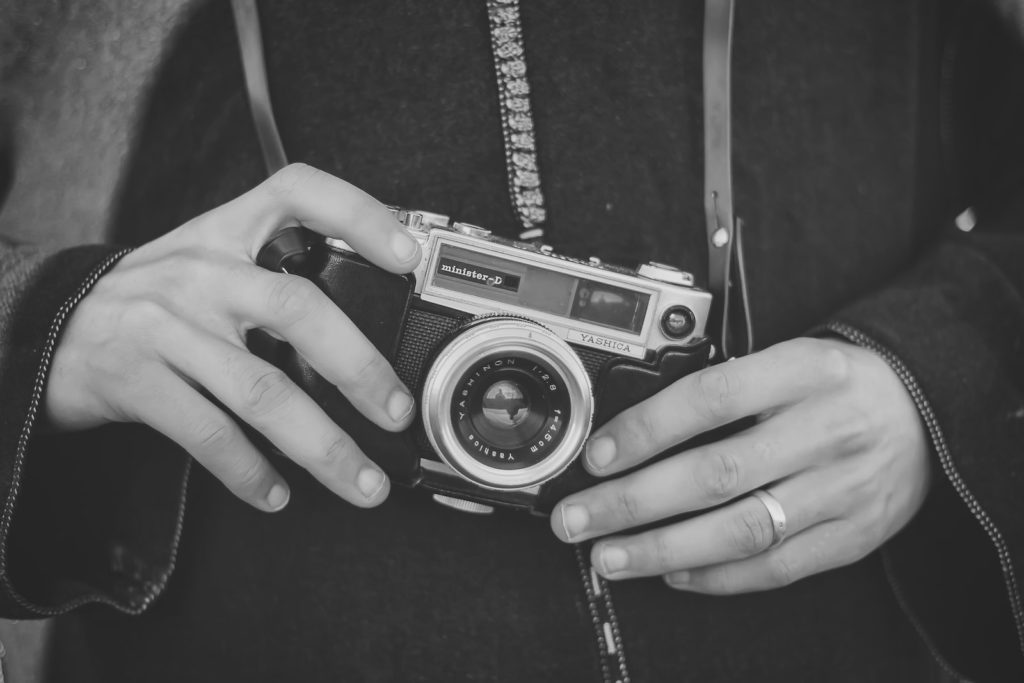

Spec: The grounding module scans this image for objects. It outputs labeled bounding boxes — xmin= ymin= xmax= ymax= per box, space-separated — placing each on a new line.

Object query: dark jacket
xmin=1 ymin=0 xmax=1023 ymax=681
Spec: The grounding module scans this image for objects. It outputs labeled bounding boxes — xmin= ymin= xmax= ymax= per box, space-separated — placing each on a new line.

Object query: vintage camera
xmin=253 ymin=209 xmax=713 ymax=515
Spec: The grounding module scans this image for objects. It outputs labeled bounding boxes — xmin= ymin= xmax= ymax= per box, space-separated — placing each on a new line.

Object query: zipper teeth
xmin=0 ymin=248 xmax=192 ymax=617
xmin=826 ymin=322 xmax=1024 ymax=661
xmin=574 ymin=544 xmax=632 ymax=683
xmin=596 ymin=574 xmax=631 ymax=683
xmin=574 ymin=545 xmax=614 ymax=683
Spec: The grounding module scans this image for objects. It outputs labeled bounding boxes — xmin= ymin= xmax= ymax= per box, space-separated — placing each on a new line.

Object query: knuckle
xmin=316 ymin=434 xmax=357 ymax=471
xmin=231 ymin=456 xmax=268 ymax=496
xmin=783 ymin=337 xmax=818 ymax=359
xmin=614 ymin=488 xmax=644 ymax=526
xmin=649 ymin=533 xmax=676 ymax=571
xmin=239 ymin=368 xmax=294 ymax=417
xmin=159 ymin=250 xmax=205 ymax=283
xmin=192 ymin=419 xmax=235 ymax=454
xmin=816 ymin=346 xmax=852 ymax=387
xmin=343 ymin=350 xmax=389 ymax=390
xmin=727 ymin=507 xmax=774 ymax=555
xmin=694 ymin=368 xmax=736 ymax=420
xmin=846 ymin=464 xmax=882 ymax=502
xmin=266 ymin=276 xmax=320 ymax=324
xmin=265 ymin=162 xmax=319 ymax=201
xmin=768 ymin=553 xmax=802 ymax=587
xmin=750 ymin=439 xmax=776 ymax=466
xmin=825 ymin=405 xmax=876 ymax=453
xmin=628 ymin=409 xmax=659 ymax=447
xmin=124 ymin=299 xmax=172 ymax=334
xmin=693 ymin=450 xmax=741 ymax=502
xmin=696 ymin=569 xmax=735 ymax=595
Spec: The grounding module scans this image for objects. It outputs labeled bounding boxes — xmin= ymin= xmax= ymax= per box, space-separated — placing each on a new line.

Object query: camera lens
xmin=421 ymin=317 xmax=592 ymax=491
xmin=449 ymin=355 xmax=573 ymax=471
xmin=481 ymin=380 xmax=530 ymax=431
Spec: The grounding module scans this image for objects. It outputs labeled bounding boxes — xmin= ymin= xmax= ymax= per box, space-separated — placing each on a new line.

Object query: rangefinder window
xmin=570 ymin=280 xmax=649 ymax=333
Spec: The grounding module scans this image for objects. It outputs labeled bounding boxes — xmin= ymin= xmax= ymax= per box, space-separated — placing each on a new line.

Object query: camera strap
xmin=702 ymin=0 xmax=754 ymax=357
xmin=231 ymin=0 xmax=287 ymax=175
xmin=232 ymin=0 xmax=753 ymax=356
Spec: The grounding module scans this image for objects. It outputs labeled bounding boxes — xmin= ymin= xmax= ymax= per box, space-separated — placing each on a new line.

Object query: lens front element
xmin=481 ymin=379 xmax=531 ymax=430
xmin=451 ymin=356 xmax=572 ymax=471
xmin=422 ymin=318 xmax=593 ymax=490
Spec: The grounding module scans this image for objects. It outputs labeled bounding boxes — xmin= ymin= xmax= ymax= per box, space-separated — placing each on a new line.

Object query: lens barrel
xmin=421 ymin=317 xmax=593 ymax=490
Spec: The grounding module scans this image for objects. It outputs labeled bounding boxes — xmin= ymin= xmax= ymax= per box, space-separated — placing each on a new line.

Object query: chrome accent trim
xmin=421 ymin=320 xmax=592 ymax=491
xmin=452 ymin=222 xmax=493 ymax=238
xmin=323 ymin=237 xmax=354 ymax=252
xmin=637 ymin=261 xmax=696 ymax=287
xmin=431 ymin=494 xmax=495 ymax=515
xmin=420 ymin=458 xmax=459 ymax=478
xmin=565 ymin=329 xmax=645 ymax=360
xmin=418 ymin=231 xmax=712 ymax=349
xmin=319 ymin=218 xmax=712 ymax=356
xmin=320 ymin=221 xmax=712 ymax=353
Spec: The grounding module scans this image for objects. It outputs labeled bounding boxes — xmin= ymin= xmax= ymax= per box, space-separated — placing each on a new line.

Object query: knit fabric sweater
xmin=2 ymin=1 xmax=1024 ymax=681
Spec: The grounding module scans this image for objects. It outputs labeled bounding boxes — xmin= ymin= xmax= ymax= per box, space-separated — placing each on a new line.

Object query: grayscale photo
xmin=0 ymin=0 xmax=1022 ymax=681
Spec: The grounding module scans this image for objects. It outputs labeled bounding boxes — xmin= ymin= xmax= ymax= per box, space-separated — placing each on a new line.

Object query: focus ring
xmin=421 ymin=318 xmax=593 ymax=491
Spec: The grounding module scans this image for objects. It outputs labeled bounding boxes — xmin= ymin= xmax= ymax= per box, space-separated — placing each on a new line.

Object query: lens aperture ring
xmin=421 ymin=317 xmax=593 ymax=491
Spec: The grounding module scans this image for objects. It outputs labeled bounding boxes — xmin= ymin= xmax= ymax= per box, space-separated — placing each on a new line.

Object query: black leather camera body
xmin=254 ymin=209 xmax=713 ymax=515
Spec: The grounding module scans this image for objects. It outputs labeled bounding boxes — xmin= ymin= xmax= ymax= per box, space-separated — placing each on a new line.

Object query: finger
xmin=663 ymin=519 xmax=868 ymax=594
xmin=227 ymin=163 xmax=421 ymax=272
xmin=231 ymin=266 xmax=415 ymax=431
xmin=587 ymin=474 xmax=838 ymax=580
xmin=584 ymin=339 xmax=852 ymax=475
xmin=552 ymin=409 xmax=829 ymax=542
xmin=157 ymin=322 xmax=390 ymax=508
xmin=129 ymin=368 xmax=290 ymax=513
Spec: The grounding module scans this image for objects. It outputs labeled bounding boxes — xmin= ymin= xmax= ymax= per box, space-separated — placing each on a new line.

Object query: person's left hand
xmin=550 ymin=337 xmax=932 ymax=594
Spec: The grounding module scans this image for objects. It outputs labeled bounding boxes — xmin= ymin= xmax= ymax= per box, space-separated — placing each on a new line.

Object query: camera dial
xmin=422 ymin=316 xmax=593 ymax=491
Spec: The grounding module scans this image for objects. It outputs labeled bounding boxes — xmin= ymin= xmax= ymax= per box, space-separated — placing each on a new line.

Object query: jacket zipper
xmin=574 ymin=544 xmax=632 ymax=683
xmin=825 ymin=322 xmax=1024 ymax=670
xmin=0 ymin=248 xmax=192 ymax=617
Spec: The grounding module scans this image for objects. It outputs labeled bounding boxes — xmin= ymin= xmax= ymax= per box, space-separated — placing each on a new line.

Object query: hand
xmin=46 ymin=163 xmax=421 ymax=512
xmin=550 ymin=337 xmax=932 ymax=593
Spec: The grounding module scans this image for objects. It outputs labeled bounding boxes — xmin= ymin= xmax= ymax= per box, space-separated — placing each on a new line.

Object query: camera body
xmin=254 ymin=209 xmax=713 ymax=515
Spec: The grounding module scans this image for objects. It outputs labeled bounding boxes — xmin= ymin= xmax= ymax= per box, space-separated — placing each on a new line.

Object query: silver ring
xmin=750 ymin=489 xmax=787 ymax=548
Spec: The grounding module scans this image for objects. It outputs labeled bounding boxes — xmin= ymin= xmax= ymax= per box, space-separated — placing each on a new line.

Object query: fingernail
xmin=266 ymin=483 xmax=290 ymax=511
xmin=586 ymin=436 xmax=616 ymax=472
xmin=357 ymin=466 xmax=386 ymax=499
xmin=560 ymin=503 xmax=590 ymax=541
xmin=390 ymin=231 xmax=420 ymax=264
xmin=386 ymin=388 xmax=415 ymax=424
xmin=599 ymin=545 xmax=630 ymax=575
xmin=666 ymin=571 xmax=690 ymax=587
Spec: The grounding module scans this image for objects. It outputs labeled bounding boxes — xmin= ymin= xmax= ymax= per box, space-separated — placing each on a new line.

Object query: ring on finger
xmin=750 ymin=488 xmax=787 ymax=548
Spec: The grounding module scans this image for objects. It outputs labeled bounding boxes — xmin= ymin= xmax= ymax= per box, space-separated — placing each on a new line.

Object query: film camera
xmin=254 ymin=209 xmax=713 ymax=515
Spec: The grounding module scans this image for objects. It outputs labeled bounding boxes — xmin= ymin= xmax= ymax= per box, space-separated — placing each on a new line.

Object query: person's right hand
xmin=45 ymin=163 xmax=422 ymax=513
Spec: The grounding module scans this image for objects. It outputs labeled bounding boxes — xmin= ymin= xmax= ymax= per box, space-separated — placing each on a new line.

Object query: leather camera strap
xmin=232 ymin=0 xmax=288 ymax=174
xmin=703 ymin=0 xmax=753 ymax=357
